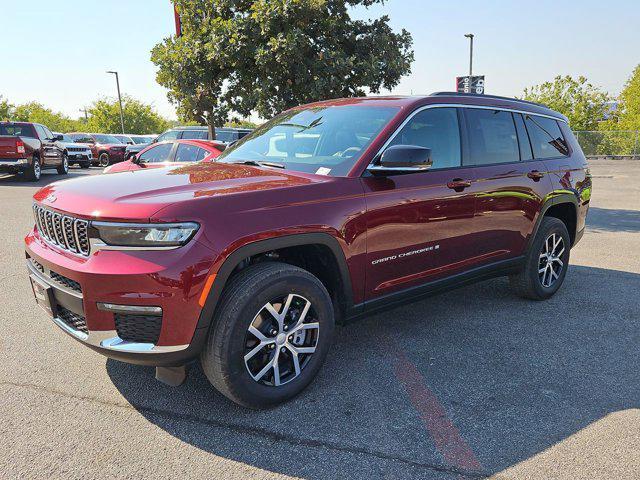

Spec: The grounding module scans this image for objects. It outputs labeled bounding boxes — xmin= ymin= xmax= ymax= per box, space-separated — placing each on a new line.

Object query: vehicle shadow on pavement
xmin=0 ymin=168 xmax=96 ymax=187
xmin=107 ymin=265 xmax=640 ymax=479
xmin=586 ymin=207 xmax=640 ymax=233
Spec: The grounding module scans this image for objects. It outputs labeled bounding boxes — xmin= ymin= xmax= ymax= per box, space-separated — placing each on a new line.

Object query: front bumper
xmin=67 ymin=152 xmax=92 ymax=162
xmin=25 ymin=228 xmax=217 ymax=366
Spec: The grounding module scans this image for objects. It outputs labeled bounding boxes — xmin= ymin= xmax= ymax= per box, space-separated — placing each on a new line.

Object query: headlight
xmin=91 ymin=222 xmax=199 ymax=248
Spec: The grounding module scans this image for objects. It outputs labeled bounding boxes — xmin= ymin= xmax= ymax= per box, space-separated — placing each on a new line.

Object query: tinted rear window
xmin=524 ymin=115 xmax=569 ymax=159
xmin=465 ymin=109 xmax=520 ymax=165
xmin=0 ymin=124 xmax=36 ymax=138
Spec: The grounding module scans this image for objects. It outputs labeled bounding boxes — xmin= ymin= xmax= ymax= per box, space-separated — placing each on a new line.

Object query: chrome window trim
xmin=367 ymin=103 xmax=568 ymax=172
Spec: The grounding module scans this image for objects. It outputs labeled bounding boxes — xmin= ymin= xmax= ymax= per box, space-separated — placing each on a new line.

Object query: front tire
xmin=201 ymin=262 xmax=335 ymax=409
xmin=57 ymin=154 xmax=69 ymax=175
xmin=98 ymin=153 xmax=110 ymax=168
xmin=510 ymin=217 xmax=570 ymax=300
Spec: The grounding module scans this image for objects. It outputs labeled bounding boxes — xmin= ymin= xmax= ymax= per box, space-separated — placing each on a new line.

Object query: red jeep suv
xmin=25 ymin=93 xmax=591 ymax=408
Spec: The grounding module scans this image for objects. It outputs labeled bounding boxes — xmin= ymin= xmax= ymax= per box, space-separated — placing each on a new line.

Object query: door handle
xmin=527 ymin=170 xmax=544 ymax=181
xmin=447 ymin=178 xmax=472 ymax=191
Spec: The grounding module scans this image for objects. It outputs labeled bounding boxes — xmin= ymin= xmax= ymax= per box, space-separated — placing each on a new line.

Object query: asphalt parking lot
xmin=1 ymin=161 xmax=638 ymax=479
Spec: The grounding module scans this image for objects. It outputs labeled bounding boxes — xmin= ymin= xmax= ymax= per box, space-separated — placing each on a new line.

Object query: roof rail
xmin=430 ymin=91 xmax=548 ymax=109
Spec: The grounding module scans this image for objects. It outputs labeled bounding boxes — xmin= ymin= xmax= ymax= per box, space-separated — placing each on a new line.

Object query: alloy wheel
xmin=539 ymin=233 xmax=565 ymax=288
xmin=244 ymin=294 xmax=319 ymax=387
xmin=99 ymin=154 xmax=109 ymax=167
xmin=62 ymin=155 xmax=69 ymax=173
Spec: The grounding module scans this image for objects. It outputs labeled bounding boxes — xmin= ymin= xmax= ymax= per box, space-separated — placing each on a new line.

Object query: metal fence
xmin=573 ymin=130 xmax=640 ymax=157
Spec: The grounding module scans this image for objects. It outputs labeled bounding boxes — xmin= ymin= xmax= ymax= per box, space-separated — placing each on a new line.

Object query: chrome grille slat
xmin=33 ymin=205 xmax=90 ymax=256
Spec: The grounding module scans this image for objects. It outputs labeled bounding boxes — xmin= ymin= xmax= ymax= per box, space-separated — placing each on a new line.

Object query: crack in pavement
xmin=2 ymin=380 xmax=491 ymax=479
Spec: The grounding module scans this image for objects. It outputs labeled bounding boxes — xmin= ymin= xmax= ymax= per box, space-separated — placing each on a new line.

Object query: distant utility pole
xmin=106 ymin=71 xmax=125 ymax=134
xmin=79 ymin=108 xmax=88 ymax=122
xmin=464 ymin=33 xmax=474 ymax=76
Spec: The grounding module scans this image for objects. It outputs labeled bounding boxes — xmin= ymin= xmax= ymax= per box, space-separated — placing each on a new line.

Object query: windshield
xmin=217 ymin=105 xmax=398 ymax=176
xmin=132 ymin=136 xmax=153 ymax=144
xmin=93 ymin=134 xmax=121 ymax=144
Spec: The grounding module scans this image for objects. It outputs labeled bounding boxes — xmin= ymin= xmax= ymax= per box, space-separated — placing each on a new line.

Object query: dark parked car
xmin=67 ymin=133 xmax=128 ymax=167
xmin=25 ymin=93 xmax=590 ymax=408
xmin=124 ymin=127 xmax=252 ymax=160
xmin=0 ymin=121 xmax=68 ymax=181
xmin=53 ymin=133 xmax=93 ymax=169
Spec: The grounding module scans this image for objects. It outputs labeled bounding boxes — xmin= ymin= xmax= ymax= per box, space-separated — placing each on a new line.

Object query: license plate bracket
xmin=30 ymin=274 xmax=57 ymax=318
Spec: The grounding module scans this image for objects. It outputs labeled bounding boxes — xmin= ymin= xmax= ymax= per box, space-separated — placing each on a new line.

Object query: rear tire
xmin=25 ymin=156 xmax=41 ymax=181
xmin=57 ymin=154 xmax=69 ymax=175
xmin=201 ymin=262 xmax=335 ymax=409
xmin=510 ymin=217 xmax=570 ymax=300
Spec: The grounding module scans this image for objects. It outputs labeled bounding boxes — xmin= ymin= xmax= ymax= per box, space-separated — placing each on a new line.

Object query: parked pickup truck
xmin=0 ymin=122 xmax=69 ymax=181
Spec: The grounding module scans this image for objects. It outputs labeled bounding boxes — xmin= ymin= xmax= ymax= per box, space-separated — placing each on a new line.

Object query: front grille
xmin=115 ymin=314 xmax=162 ymax=344
xmin=33 ymin=204 xmax=90 ymax=256
xmin=67 ymin=147 xmax=88 ymax=153
xmin=57 ymin=306 xmax=88 ymax=334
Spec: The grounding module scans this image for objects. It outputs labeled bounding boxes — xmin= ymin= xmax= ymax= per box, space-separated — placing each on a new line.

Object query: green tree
xmin=522 ymin=75 xmax=609 ymax=130
xmin=0 ymin=95 xmax=13 ymax=120
xmin=612 ymin=64 xmax=640 ymax=131
xmin=86 ymin=96 xmax=170 ymax=134
xmin=12 ymin=102 xmax=80 ymax=132
xmin=151 ymin=0 xmax=414 ymax=139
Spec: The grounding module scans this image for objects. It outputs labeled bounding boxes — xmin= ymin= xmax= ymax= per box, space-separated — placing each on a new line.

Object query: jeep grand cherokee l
xmin=25 ymin=93 xmax=591 ymax=408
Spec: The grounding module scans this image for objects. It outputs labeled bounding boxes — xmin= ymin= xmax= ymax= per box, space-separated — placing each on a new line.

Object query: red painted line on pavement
xmin=394 ymin=350 xmax=483 ymax=473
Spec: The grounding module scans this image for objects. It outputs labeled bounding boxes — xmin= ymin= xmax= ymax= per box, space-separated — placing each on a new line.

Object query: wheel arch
xmin=530 ymin=194 xmax=579 ymax=249
xmin=195 ymin=233 xmax=355 ymax=333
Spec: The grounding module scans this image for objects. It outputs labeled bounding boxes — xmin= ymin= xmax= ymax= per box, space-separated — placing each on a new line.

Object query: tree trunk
xmin=207 ymin=116 xmax=216 ymax=140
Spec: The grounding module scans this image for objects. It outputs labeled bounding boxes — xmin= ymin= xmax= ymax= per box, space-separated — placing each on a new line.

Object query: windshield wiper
xmin=230 ymin=160 xmax=285 ymax=169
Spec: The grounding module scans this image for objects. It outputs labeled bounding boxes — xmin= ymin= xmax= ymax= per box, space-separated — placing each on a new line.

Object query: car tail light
xmin=16 ymin=139 xmax=25 ymax=154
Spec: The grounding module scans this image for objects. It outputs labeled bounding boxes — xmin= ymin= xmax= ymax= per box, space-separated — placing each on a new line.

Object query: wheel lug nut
xmin=270 ymin=329 xmax=277 ymax=336
xmin=281 ymin=347 xmax=286 ymax=353
xmin=284 ymin=326 xmax=288 ymax=331
xmin=288 ymin=336 xmax=293 ymax=341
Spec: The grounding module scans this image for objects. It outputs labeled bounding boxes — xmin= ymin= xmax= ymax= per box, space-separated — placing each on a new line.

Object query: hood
xmin=33 ymin=162 xmax=319 ymax=221
xmin=57 ymin=141 xmax=91 ymax=149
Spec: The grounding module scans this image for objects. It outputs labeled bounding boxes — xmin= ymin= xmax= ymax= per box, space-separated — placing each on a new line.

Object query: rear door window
xmin=181 ymin=129 xmax=208 ymax=140
xmin=524 ymin=115 xmax=569 ymax=159
xmin=174 ymin=143 xmax=207 ymax=162
xmin=34 ymin=125 xmax=48 ymax=140
xmin=156 ymin=130 xmax=180 ymax=142
xmin=388 ymin=107 xmax=461 ymax=169
xmin=138 ymin=143 xmax=174 ymax=163
xmin=513 ymin=113 xmax=533 ymax=161
xmin=464 ymin=109 xmax=520 ymax=165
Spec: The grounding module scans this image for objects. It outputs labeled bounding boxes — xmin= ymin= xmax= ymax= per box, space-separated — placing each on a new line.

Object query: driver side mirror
xmin=54 ymin=134 xmax=64 ymax=141
xmin=369 ymin=145 xmax=433 ymax=174
xmin=131 ymin=155 xmax=139 ymax=163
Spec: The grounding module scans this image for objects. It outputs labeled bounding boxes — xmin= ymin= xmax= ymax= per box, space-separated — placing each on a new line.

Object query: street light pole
xmin=464 ymin=33 xmax=474 ymax=76
xmin=106 ymin=71 xmax=125 ymax=134
xmin=79 ymin=107 xmax=88 ymax=123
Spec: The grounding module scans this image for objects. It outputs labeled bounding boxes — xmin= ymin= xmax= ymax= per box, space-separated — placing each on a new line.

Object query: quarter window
xmin=138 ymin=143 xmax=173 ymax=163
xmin=388 ymin=107 xmax=461 ymax=169
xmin=465 ymin=109 xmax=520 ymax=165
xmin=524 ymin=115 xmax=569 ymax=159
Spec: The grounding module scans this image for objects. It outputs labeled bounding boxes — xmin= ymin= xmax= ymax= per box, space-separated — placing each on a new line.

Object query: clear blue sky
xmin=3 ymin=0 xmax=639 ymax=120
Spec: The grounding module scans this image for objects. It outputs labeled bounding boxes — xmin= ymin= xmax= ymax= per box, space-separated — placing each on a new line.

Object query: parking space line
xmin=394 ymin=350 xmax=483 ymax=474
